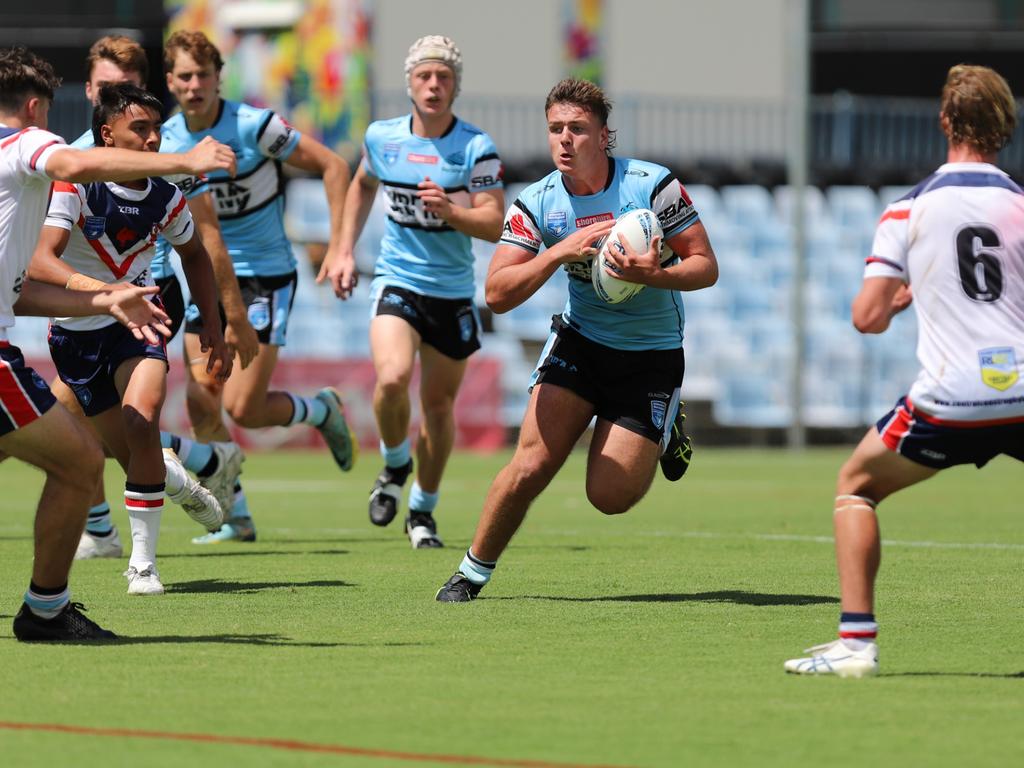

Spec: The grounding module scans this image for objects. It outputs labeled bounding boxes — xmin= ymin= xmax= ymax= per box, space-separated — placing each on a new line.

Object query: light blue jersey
xmin=70 ymin=129 xmax=94 ymax=149
xmin=362 ymin=115 xmax=503 ymax=299
xmin=156 ymin=99 xmax=301 ymax=278
xmin=500 ymin=157 xmax=699 ymax=351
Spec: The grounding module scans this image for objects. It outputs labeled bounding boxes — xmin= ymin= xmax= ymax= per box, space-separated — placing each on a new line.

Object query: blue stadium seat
xmin=720 ymin=185 xmax=776 ymax=228
xmin=683 ymin=184 xmax=723 ymax=221
xmin=877 ymin=185 xmax=914 ymax=208
xmin=284 ymin=178 xmax=331 ymax=243
xmin=773 ymin=185 xmax=832 ymax=227
xmin=826 ymin=186 xmax=881 ymax=231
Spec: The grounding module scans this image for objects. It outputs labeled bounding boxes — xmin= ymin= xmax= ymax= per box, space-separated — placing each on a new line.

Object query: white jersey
xmin=0 ymin=125 xmax=65 ymax=336
xmin=867 ymin=162 xmax=1024 ymax=423
xmin=44 ymin=177 xmax=194 ymax=330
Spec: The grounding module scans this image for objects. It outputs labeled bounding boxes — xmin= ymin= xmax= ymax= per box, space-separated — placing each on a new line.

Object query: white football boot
xmin=124 ymin=566 xmax=165 ymax=596
xmin=198 ymin=441 xmax=244 ymax=517
xmin=74 ymin=527 xmax=123 ymax=560
xmin=164 ymin=448 xmax=224 ymax=531
xmin=784 ymin=639 xmax=879 ymax=678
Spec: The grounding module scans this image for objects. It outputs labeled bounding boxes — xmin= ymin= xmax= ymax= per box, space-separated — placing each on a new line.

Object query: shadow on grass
xmin=494 ymin=590 xmax=839 ymax=606
xmin=159 ymin=549 xmax=349 ymax=559
xmin=271 ymin=537 xmax=397 ymax=545
xmin=166 ymin=579 xmax=354 ymax=595
xmin=0 ymin=535 xmax=32 ymax=541
xmin=886 ymin=671 xmax=1024 ymax=680
xmin=2 ymin=635 xmax=426 ymax=648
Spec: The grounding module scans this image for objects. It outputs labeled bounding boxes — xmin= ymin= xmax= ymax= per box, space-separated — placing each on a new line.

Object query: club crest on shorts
xmin=383 ymin=143 xmax=401 ymax=165
xmin=458 ymin=311 xmax=474 ymax=342
xmin=978 ymin=346 xmax=1019 ymax=391
xmin=248 ymin=298 xmax=271 ymax=331
xmin=545 ymin=210 xmax=568 ymax=237
xmin=83 ymin=216 xmax=106 ymax=240
xmin=74 ymin=386 xmax=92 ymax=406
xmin=650 ymin=399 xmax=667 ymax=429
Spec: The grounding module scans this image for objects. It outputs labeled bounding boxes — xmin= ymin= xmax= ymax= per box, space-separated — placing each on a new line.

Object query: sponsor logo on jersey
xmin=575 ymin=212 xmax=613 ymax=228
xmin=678 ymin=182 xmax=693 ymax=206
xmin=501 ymin=214 xmax=540 ymax=250
xmin=83 ymin=216 xmax=106 ymax=240
xmin=383 ymin=143 xmax=401 ymax=165
xmin=266 ymin=125 xmax=293 ymax=157
xmin=650 ymin=399 xmax=667 ymax=429
xmin=657 ymin=199 xmax=695 ymax=230
xmin=117 ymin=205 xmax=140 ymax=215
xmin=625 ymin=169 xmax=650 ymax=177
xmin=979 ymin=347 xmax=1019 ymax=391
xmin=407 ymin=153 xmax=439 ymax=164
xmin=546 ymin=210 xmax=568 ymax=237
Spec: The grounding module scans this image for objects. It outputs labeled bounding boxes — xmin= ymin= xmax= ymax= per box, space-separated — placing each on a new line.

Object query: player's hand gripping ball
xmin=591 ymin=208 xmax=663 ymax=304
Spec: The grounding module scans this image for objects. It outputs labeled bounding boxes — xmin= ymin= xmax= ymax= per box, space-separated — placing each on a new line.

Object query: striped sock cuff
xmin=839 ymin=611 xmax=878 ymax=640
xmin=286 ymin=392 xmax=308 ymax=426
xmin=125 ymin=482 xmax=165 ymax=513
xmin=459 ymin=548 xmax=497 ymax=585
xmin=86 ymin=501 xmax=113 ymax=535
xmin=25 ymin=582 xmax=70 ymax=619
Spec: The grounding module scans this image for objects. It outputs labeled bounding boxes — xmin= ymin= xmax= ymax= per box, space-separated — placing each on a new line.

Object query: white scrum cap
xmin=404 ymin=35 xmax=462 ymax=98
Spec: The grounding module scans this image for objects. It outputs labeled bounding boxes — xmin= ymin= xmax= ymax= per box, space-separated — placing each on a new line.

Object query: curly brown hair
xmin=940 ymin=64 xmax=1018 ymax=154
xmin=545 ymin=78 xmax=617 ymax=151
xmin=0 ymin=46 xmax=61 ymax=114
xmin=87 ymin=35 xmax=149 ymax=83
xmin=163 ymin=30 xmax=224 ymax=74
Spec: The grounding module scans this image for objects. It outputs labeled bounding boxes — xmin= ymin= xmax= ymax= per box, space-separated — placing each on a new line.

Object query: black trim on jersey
xmin=512 ymin=198 xmax=540 ymax=231
xmin=218 ymin=156 xmax=272 ymax=183
xmin=255 ymin=111 xmax=275 ymax=142
xmin=561 ymin=156 xmax=616 ymax=198
xmin=215 ymin=191 xmax=283 ymax=221
xmin=381 ymin=178 xmax=469 ymax=194
xmin=649 ymin=173 xmax=677 ymax=205
xmin=474 ymin=152 xmax=500 ymax=164
xmin=407 ymin=115 xmax=457 ymax=139
xmin=388 ymin=216 xmax=455 ymax=233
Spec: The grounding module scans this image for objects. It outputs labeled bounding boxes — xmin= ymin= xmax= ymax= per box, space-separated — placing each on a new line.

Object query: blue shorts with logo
xmin=185 ymin=271 xmax=297 ymax=347
xmin=876 ymin=396 xmax=1024 ymax=469
xmin=48 ymin=323 xmax=168 ymax=417
xmin=0 ymin=341 xmax=57 ymax=436
xmin=371 ymin=284 xmax=481 ymax=361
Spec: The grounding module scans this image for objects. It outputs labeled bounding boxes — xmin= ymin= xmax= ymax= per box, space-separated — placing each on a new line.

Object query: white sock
xmin=164 ymin=452 xmax=189 ymax=499
xmin=125 ymin=483 xmax=164 ymax=572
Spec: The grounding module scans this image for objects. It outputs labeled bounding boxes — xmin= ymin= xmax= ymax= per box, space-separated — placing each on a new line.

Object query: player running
xmin=160 ymin=30 xmax=356 ymax=543
xmin=31 ymin=83 xmax=234 ymax=595
xmin=320 ymin=35 xmax=504 ymax=548
xmin=66 ymin=36 xmax=250 ymax=561
xmin=784 ymin=64 xmax=1024 ymax=678
xmin=0 ymin=46 xmax=234 ymax=640
xmin=435 ymin=78 xmax=713 ymax=601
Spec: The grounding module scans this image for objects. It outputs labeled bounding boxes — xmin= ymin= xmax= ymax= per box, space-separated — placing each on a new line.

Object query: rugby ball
xmin=591 ymin=208 xmax=663 ymax=304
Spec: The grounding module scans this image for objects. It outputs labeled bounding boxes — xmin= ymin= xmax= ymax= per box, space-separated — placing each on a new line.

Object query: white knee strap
xmin=834 ymin=494 xmax=877 ymax=513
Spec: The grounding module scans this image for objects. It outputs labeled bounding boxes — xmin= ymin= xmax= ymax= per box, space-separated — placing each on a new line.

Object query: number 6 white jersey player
xmin=785 ymin=64 xmax=1024 ymax=678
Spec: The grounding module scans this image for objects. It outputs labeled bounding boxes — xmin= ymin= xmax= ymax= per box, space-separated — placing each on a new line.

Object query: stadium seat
xmin=720 ymin=185 xmax=776 ymax=228
xmin=683 ymin=184 xmax=723 ymax=221
xmin=773 ymin=185 xmax=832 ymax=227
xmin=284 ymin=178 xmax=331 ymax=243
xmin=878 ymin=185 xmax=914 ymax=208
xmin=826 ymin=186 xmax=882 ymax=230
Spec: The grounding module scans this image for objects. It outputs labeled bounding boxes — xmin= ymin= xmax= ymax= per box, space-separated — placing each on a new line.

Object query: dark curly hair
xmin=0 ymin=46 xmax=61 ymax=114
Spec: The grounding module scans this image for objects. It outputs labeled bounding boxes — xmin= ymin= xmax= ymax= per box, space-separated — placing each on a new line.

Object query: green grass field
xmin=0 ymin=447 xmax=1021 ymax=768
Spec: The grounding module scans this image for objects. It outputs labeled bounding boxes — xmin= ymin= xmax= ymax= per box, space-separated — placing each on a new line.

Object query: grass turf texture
xmin=0 ymin=448 xmax=1021 ymax=768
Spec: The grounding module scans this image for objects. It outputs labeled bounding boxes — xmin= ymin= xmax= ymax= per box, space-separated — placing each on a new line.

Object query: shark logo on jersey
xmin=650 ymin=399 xmax=667 ymax=429
xmin=546 ymin=211 xmax=568 ymax=237
xmin=383 ymin=143 xmax=401 ymax=165
xmin=620 ymin=201 xmax=638 ymax=214
xmin=979 ymin=347 xmax=1019 ymax=391
xmin=444 ymin=150 xmax=465 ymax=169
xmin=83 ymin=216 xmax=106 ymax=240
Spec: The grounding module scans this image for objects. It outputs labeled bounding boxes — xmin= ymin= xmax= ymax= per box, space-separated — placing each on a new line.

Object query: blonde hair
xmin=940 ymin=64 xmax=1017 ymax=153
xmin=86 ymin=35 xmax=148 ymax=83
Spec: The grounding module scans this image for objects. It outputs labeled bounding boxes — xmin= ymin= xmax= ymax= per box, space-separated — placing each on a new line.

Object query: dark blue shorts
xmin=876 ymin=396 xmax=1024 ymax=469
xmin=48 ymin=323 xmax=167 ymax=417
xmin=372 ymin=285 xmax=481 ymax=361
xmin=0 ymin=341 xmax=57 ymax=436
xmin=185 ymin=271 xmax=297 ymax=346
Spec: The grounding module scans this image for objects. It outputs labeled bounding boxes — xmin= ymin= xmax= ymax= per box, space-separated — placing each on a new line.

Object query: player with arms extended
xmin=435 ymin=78 xmax=716 ymax=601
xmin=320 ymin=35 xmax=504 ymax=548
xmin=0 ymin=46 xmax=234 ymax=640
xmin=785 ymin=64 xmax=1024 ymax=677
xmin=66 ymin=35 xmax=250 ymax=561
xmin=31 ymin=83 xmax=234 ymax=596
xmin=161 ymin=31 xmax=356 ymax=543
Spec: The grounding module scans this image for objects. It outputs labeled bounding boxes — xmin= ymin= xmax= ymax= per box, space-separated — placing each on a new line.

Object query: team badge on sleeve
xmin=979 ymin=347 xmax=1019 ymax=391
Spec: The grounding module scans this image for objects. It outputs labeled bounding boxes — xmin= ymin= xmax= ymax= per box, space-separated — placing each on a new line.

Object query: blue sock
xmin=459 ymin=549 xmax=496 ymax=586
xmin=25 ymin=581 xmax=70 ymax=619
xmin=380 ymin=438 xmax=411 ymax=469
xmin=86 ymin=502 xmax=113 ymax=536
xmin=160 ymin=431 xmax=179 ymax=453
xmin=230 ymin=481 xmax=252 ymax=521
xmin=159 ymin=432 xmax=215 ymax=475
xmin=408 ymin=482 xmax=438 ymax=514
xmin=287 ymin=393 xmax=329 ymax=427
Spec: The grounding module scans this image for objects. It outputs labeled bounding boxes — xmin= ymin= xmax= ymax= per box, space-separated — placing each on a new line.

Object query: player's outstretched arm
xmin=174 ymin=234 xmax=233 ymax=381
xmin=318 ymin=161 xmax=377 ymax=299
xmin=286 ymin=135 xmax=351 ymax=280
xmin=419 ymin=181 xmax=505 ymax=242
xmin=189 ymin=191 xmax=259 ymax=369
xmin=15 ymin=282 xmax=171 ymax=345
xmin=44 ymin=136 xmax=237 ymax=184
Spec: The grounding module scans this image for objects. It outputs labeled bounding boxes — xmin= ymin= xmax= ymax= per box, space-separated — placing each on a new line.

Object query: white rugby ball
xmin=591 ymin=208 xmax=663 ymax=304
